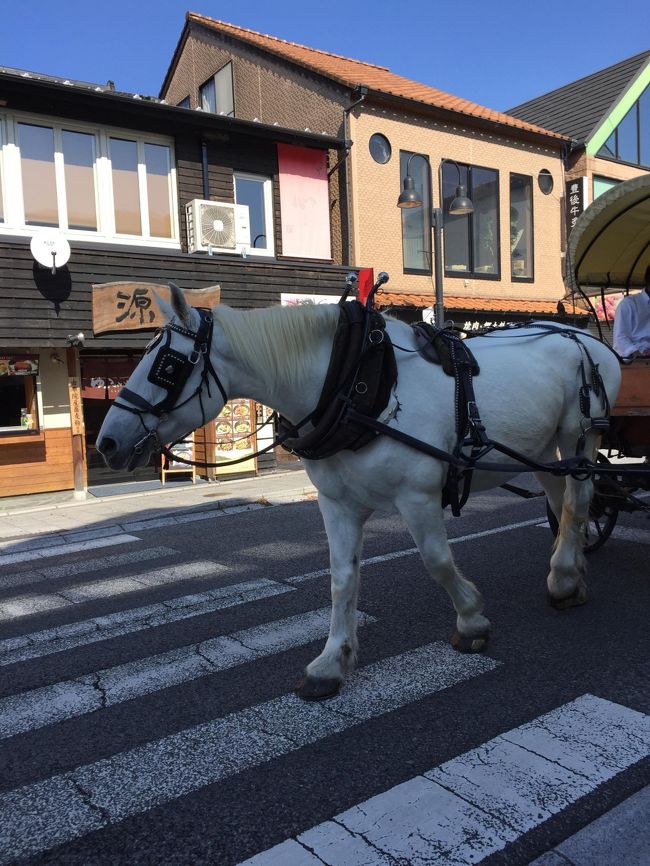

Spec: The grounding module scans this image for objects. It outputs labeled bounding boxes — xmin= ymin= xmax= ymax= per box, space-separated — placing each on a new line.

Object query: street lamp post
xmin=397 ymin=156 xmax=474 ymax=327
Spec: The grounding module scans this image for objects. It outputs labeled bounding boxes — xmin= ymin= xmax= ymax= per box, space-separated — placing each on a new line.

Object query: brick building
xmin=160 ymin=13 xmax=572 ymax=327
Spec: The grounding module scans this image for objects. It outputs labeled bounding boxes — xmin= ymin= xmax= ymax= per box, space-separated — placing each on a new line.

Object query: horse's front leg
xmin=398 ymin=494 xmax=490 ymax=652
xmin=296 ymin=493 xmax=370 ymax=701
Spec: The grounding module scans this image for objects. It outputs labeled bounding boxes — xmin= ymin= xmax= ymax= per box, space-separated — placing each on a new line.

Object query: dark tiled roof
xmin=377 ymin=292 xmax=562 ymax=315
xmin=186 ymin=13 xmax=567 ymax=141
xmin=507 ymin=50 xmax=650 ymax=144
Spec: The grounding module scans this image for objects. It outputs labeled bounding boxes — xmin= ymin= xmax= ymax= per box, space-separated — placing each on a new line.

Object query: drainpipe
xmin=341 ymin=84 xmax=368 ymax=265
xmin=201 ymin=142 xmax=210 ymax=200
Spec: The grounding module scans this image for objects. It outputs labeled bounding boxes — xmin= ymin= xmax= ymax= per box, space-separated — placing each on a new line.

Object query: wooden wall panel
xmin=0 ymin=428 xmax=74 ymax=496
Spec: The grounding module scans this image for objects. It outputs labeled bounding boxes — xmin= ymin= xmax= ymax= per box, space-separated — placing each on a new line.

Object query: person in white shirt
xmin=613 ymin=265 xmax=650 ymax=358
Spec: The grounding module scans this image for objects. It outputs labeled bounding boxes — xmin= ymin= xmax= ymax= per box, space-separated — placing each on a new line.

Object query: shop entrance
xmin=80 ymin=353 xmax=158 ymax=485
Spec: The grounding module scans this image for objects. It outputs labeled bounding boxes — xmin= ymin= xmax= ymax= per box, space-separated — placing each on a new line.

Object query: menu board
xmin=0 ymin=356 xmax=39 ymax=377
xmin=161 ymin=433 xmax=196 ymax=484
xmin=214 ymin=398 xmax=257 ymax=475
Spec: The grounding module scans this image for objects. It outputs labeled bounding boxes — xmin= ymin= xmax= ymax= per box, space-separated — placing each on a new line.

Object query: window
xmin=593 ymin=176 xmax=619 ymax=199
xmin=200 ymin=62 xmax=234 ymax=117
xmin=234 ymin=173 xmax=274 ymax=256
xmin=62 ymin=130 xmax=97 ymax=231
xmin=0 ymin=121 xmax=4 ymax=224
xmin=369 ymin=133 xmax=391 ymax=164
xmin=399 ymin=151 xmax=431 ymax=273
xmin=596 ymin=84 xmax=650 ymax=168
xmin=443 ymin=162 xmax=499 ymax=278
xmin=510 ymin=174 xmax=533 ymax=280
xmin=177 ymin=97 xmax=190 ymax=109
xmin=0 ymin=356 xmax=39 ymax=435
xmin=538 ymin=169 xmax=554 ymax=195
xmin=0 ymin=111 xmax=177 ymax=245
xmin=19 ymin=123 xmax=58 ymax=226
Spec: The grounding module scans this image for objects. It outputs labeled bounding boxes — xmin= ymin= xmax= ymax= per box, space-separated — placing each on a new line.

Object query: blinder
xmin=113 ymin=307 xmax=227 ymax=428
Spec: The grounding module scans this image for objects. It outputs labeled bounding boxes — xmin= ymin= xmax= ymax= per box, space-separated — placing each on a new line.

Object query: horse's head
xmin=96 ymin=283 xmax=228 ymax=471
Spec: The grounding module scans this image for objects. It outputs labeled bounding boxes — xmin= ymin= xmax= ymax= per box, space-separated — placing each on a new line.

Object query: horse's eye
xmin=145 ymin=330 xmax=164 ymax=354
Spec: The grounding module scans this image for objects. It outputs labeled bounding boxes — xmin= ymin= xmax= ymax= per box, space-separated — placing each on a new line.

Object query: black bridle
xmin=112 ymin=308 xmax=228 ymax=459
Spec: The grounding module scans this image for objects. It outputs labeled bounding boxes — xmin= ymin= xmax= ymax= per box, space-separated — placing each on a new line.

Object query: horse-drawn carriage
xmin=95 ymin=173 xmax=650 ymax=698
xmin=554 ymin=172 xmax=650 ymax=550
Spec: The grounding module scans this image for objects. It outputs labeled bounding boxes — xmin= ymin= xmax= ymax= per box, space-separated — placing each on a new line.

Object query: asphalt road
xmin=0 ymin=485 xmax=649 ymax=865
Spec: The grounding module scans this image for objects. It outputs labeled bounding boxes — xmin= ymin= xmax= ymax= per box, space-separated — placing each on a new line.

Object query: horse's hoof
xmin=451 ymin=631 xmax=488 ymax=653
xmin=295 ymin=675 xmax=342 ymax=701
xmin=548 ymin=585 xmax=587 ymax=610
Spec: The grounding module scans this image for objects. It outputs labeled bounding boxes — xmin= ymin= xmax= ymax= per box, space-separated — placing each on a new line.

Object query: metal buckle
xmin=188 ymin=350 xmax=201 ymax=365
xmin=368 ymin=329 xmax=384 ymax=345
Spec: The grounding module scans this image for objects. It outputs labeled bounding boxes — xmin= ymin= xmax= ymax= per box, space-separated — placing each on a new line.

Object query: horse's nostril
xmin=98 ymin=436 xmax=117 ymax=456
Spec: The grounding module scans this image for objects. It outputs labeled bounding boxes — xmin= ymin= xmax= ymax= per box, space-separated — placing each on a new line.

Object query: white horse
xmin=97 ymin=284 xmax=621 ymax=700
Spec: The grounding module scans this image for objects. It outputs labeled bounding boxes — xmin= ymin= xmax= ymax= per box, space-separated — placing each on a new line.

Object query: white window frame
xmin=199 ymin=62 xmax=234 ymax=117
xmin=0 ymin=115 xmax=5 ymax=224
xmin=234 ymin=172 xmax=274 ymax=257
xmin=0 ymin=109 xmax=180 ymax=249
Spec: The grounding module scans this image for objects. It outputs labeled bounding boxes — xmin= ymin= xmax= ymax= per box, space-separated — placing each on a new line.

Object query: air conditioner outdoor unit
xmin=185 ymin=199 xmax=251 ymax=254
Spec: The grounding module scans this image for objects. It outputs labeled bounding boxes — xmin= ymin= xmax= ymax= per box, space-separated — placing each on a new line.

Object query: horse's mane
xmin=212 ymin=303 xmax=340 ymax=388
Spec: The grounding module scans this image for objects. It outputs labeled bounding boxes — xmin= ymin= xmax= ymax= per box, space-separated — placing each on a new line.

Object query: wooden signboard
xmin=67 ymin=376 xmax=85 ymax=435
xmin=92 ymin=282 xmax=221 ymax=335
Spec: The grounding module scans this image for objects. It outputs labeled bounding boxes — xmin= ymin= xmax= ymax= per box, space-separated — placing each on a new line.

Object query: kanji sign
xmin=565 ymin=177 xmax=588 ymax=235
xmin=92 ymin=282 xmax=221 ymax=335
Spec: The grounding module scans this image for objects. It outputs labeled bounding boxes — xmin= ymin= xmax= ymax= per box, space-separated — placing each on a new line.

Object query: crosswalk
xmin=0 ymin=522 xmax=648 ymax=865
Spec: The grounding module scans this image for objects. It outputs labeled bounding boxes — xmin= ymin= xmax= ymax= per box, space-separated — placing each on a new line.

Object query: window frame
xmin=596 ymin=84 xmax=650 ymax=169
xmin=509 ymin=172 xmax=535 ymax=283
xmin=399 ymin=150 xmax=432 ymax=276
xmin=0 ymin=371 xmax=40 ymax=436
xmin=199 ymin=61 xmax=235 ymax=117
xmin=234 ymin=171 xmax=275 ymax=257
xmin=0 ymin=109 xmax=180 ymax=248
xmin=441 ymin=161 xmax=501 ymax=280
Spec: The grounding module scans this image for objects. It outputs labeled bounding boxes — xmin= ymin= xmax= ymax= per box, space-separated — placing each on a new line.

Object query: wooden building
xmin=0 ymin=67 xmax=351 ymax=497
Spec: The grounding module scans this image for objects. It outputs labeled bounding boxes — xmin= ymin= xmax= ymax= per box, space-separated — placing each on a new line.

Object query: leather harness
xmin=278 ymin=300 xmax=398 ymax=459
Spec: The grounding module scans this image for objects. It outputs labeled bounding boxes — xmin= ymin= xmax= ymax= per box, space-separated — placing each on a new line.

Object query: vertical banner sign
xmin=565 ymin=177 xmax=588 ymax=235
xmin=68 ymin=377 xmax=85 ymax=435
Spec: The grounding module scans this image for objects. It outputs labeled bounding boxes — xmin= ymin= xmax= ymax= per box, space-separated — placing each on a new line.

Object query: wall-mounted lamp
xmin=66 ymin=332 xmax=85 ymax=348
xmin=397 ymin=156 xmax=475 ymax=325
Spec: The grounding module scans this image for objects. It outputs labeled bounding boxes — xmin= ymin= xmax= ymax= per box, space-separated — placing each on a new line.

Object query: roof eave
xmin=0 ymin=71 xmax=346 ymax=149
xmin=364 ymin=89 xmax=569 ymax=147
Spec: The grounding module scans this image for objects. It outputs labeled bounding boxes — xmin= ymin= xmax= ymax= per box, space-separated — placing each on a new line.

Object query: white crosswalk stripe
xmin=0 ymin=560 xmax=228 ymax=621
xmin=0 ymin=527 xmax=647 ymax=866
xmin=0 ymin=608 xmax=374 ymax=739
xmin=0 ymin=545 xmax=178 ymax=591
xmin=238 ymin=695 xmax=650 ymax=866
xmin=0 ymin=643 xmax=497 ymax=863
xmin=0 ymin=533 xmax=140 ymax=566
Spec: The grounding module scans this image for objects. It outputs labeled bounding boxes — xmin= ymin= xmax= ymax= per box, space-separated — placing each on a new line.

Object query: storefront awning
xmin=565 ymin=173 xmax=650 ymax=299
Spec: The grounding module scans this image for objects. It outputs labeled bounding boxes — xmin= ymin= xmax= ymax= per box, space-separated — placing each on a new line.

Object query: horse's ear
xmin=168 ymin=282 xmax=193 ymax=326
xmin=154 ymin=290 xmax=175 ymax=324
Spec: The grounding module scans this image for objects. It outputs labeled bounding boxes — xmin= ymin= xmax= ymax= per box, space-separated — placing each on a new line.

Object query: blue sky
xmin=1 ymin=0 xmax=648 ymax=111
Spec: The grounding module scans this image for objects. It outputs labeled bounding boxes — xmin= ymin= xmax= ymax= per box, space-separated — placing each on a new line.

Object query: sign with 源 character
xmin=92 ymin=282 xmax=221 ymax=335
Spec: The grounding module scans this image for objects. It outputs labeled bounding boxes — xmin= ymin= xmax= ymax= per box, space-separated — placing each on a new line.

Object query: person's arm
xmin=613 ymin=299 xmax=638 ymax=357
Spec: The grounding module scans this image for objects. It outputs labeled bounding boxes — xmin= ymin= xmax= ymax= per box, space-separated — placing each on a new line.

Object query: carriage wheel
xmin=546 ymin=457 xmax=619 ymax=554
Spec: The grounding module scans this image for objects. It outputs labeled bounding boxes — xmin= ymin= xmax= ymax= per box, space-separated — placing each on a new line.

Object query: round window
xmin=538 ymin=169 xmax=554 ymax=195
xmin=369 ymin=133 xmax=392 ymax=164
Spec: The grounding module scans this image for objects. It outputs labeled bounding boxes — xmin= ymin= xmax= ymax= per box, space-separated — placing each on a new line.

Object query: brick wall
xmin=349 ymin=107 xmax=566 ymax=301
xmin=163 ymin=23 xmax=348 ymax=135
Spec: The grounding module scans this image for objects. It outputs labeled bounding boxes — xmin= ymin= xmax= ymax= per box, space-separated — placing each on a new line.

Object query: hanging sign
xmin=92 ymin=282 xmax=221 ymax=335
xmin=565 ymin=177 xmax=588 ymax=235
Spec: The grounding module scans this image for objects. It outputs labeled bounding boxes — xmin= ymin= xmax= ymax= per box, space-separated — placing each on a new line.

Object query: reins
xmin=110 ymin=278 xmax=650 ymax=498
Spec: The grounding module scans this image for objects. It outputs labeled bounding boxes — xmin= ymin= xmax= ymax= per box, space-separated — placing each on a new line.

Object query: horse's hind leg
xmin=398 ymin=496 xmax=490 ymax=652
xmin=543 ymin=432 xmax=600 ymax=608
xmin=296 ymin=494 xmax=370 ymax=701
